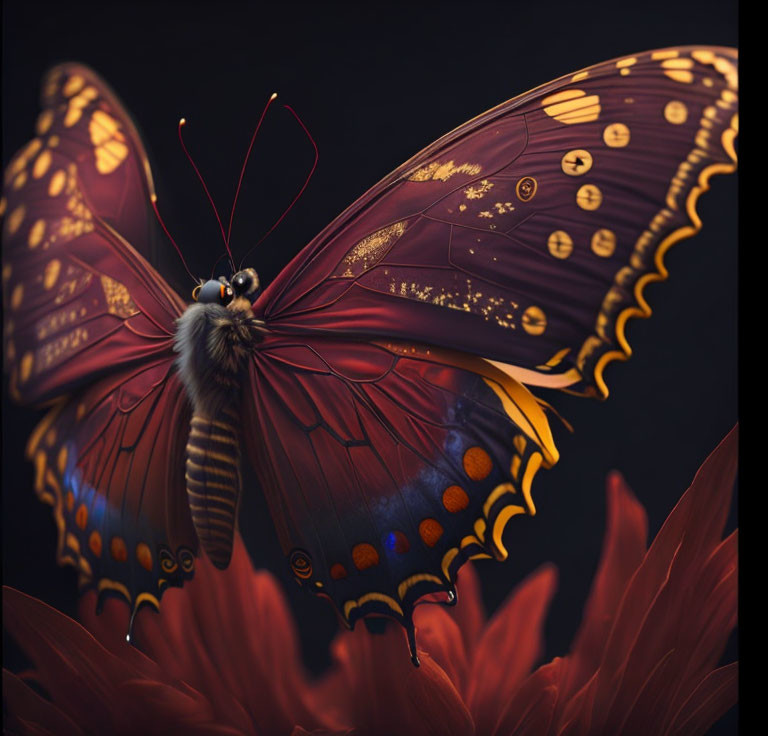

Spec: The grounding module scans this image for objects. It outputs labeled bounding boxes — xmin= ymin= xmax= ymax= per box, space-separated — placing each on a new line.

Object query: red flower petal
xmin=466 ymin=564 xmax=557 ymax=736
xmin=450 ymin=562 xmax=486 ymax=655
xmin=413 ymin=603 xmax=470 ymax=694
xmin=565 ymin=426 xmax=738 ymax=734
xmin=319 ymin=621 xmax=474 ymax=736
xmin=557 ymin=471 xmax=647 ymax=704
xmin=666 ymin=662 xmax=738 ymax=736
xmin=2 ymin=668 xmax=83 ymax=736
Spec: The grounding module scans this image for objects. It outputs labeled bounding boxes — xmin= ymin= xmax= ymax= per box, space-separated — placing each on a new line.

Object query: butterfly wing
xmin=244 ymin=335 xmax=557 ymax=632
xmin=255 ymin=46 xmax=738 ymax=398
xmin=3 ymin=64 xmax=196 ymax=615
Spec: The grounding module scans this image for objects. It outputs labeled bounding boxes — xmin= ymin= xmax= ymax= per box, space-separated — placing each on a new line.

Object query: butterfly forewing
xmin=256 ymin=46 xmax=737 ymax=398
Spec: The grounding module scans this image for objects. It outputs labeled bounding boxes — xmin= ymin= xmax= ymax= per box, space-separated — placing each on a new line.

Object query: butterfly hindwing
xmin=255 ymin=46 xmax=738 ymax=398
xmin=244 ymin=334 xmax=558 ymax=626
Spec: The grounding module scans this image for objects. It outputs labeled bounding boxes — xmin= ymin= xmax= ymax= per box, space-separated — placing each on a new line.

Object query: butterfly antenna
xmin=227 ymin=92 xmax=278 ymax=249
xmin=238 ymin=103 xmax=319 ymax=269
xmin=150 ymin=194 xmax=197 ymax=283
xmin=177 ymin=118 xmax=234 ymax=271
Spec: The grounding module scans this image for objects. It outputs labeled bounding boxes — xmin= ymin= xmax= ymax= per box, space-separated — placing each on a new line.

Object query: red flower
xmin=3 ymin=428 xmax=738 ymax=736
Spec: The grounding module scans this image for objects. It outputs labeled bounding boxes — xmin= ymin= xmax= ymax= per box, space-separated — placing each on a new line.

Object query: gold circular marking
xmin=10 ymin=284 xmax=24 ymax=310
xmin=620 ymin=68 xmax=630 ymax=76
xmin=29 ymin=219 xmax=46 ymax=249
xmin=547 ymin=230 xmax=574 ymax=259
xmin=12 ymin=171 xmax=28 ymax=190
xmin=44 ymin=259 xmax=61 ymax=290
xmin=36 ymin=110 xmax=54 ymax=135
xmin=664 ymin=100 xmax=688 ymax=125
xmin=442 ymin=485 xmax=470 ymax=513
xmin=32 ymin=150 xmax=52 ymax=179
xmin=49 ymin=169 xmax=67 ymax=197
xmin=57 ymin=445 xmax=68 ymax=474
xmin=603 ymin=123 xmax=630 ymax=148
xmin=48 ymin=135 xmax=60 ymax=148
xmin=136 ymin=543 xmax=153 ymax=571
xmin=515 ymin=176 xmax=538 ymax=202
xmin=561 ymin=149 xmax=593 ymax=176
xmin=110 ymin=536 xmax=128 ymax=562
xmin=463 ymin=446 xmax=493 ymax=481
xmin=352 ymin=542 xmax=379 ymax=571
xmin=75 ymin=504 xmax=88 ymax=530
xmin=89 ymin=531 xmax=102 ymax=557
xmin=576 ymin=184 xmax=603 ymax=211
xmin=19 ymin=353 xmax=34 ymax=383
xmin=290 ymin=549 xmax=313 ymax=579
xmin=62 ymin=75 xmax=85 ymax=97
xmin=418 ymin=518 xmax=444 ymax=548
xmin=591 ymin=229 xmax=617 ymax=257
xmin=8 ymin=205 xmax=26 ymax=235
xmin=522 ymin=306 xmax=547 ymax=336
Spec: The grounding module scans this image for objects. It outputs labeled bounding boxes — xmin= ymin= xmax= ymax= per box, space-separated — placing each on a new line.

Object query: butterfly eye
xmin=197 ymin=279 xmax=233 ymax=305
xmin=232 ymin=268 xmax=260 ymax=299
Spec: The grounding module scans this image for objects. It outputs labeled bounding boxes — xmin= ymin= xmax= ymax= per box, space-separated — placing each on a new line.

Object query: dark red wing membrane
xmin=2 ymin=63 xmax=185 ymax=404
xmin=2 ymin=65 xmax=194 ymax=617
xmin=255 ymin=46 xmax=738 ymax=397
xmin=243 ymin=334 xmax=558 ymax=629
xmin=26 ymin=364 xmax=196 ymax=616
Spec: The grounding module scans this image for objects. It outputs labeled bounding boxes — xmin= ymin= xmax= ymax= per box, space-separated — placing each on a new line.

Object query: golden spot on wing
xmin=57 ymin=445 xmax=68 ymax=474
xmin=603 ymin=123 xmax=630 ymax=147
xmin=49 ymin=169 xmax=67 ymax=196
xmin=63 ymin=86 xmax=98 ymax=128
xmin=442 ymin=485 xmax=469 ymax=513
xmin=722 ymin=89 xmax=737 ymax=103
xmin=89 ymin=531 xmax=102 ymax=557
xmin=8 ymin=205 xmax=26 ymax=235
xmin=48 ymin=135 xmax=60 ymax=147
xmin=28 ymin=219 xmax=46 ymax=249
xmin=620 ymin=68 xmax=631 ymax=77
xmin=651 ymin=49 xmax=679 ymax=60
xmin=576 ymin=184 xmax=603 ymax=210
xmin=515 ymin=177 xmax=537 ymax=202
xmin=407 ymin=159 xmax=482 ymax=181
xmin=33 ymin=150 xmax=52 ymax=179
xmin=591 ymin=229 xmax=616 ymax=257
xmin=561 ymin=149 xmax=592 ymax=176
xmin=542 ymin=89 xmax=601 ymax=124
xmin=62 ymin=75 xmax=85 ymax=97
xmin=664 ymin=100 xmax=688 ymax=124
xmin=94 ymin=140 xmax=129 ymax=174
xmin=19 ymin=352 xmax=34 ymax=383
xmin=703 ymin=78 xmax=714 ymax=87
xmin=464 ymin=179 xmax=494 ymax=199
xmin=662 ymin=58 xmax=695 ymax=70
xmin=36 ymin=111 xmax=54 ymax=137
xmin=12 ymin=171 xmax=28 ymax=190
xmin=692 ymin=49 xmax=716 ymax=63
xmin=45 ymin=429 xmax=57 ymax=447
xmin=547 ymin=230 xmax=573 ymax=259
xmin=2 ymin=264 xmax=11 ymax=282
xmin=10 ymin=284 xmax=24 ymax=310
xmin=665 ymin=70 xmax=694 ymax=84
xmin=44 ymin=260 xmax=61 ymax=290
xmin=110 ymin=536 xmax=127 ymax=562
xmin=572 ymin=71 xmax=589 ymax=81
xmin=352 ymin=543 xmax=379 ymax=571
xmin=136 ymin=543 xmax=153 ymax=571
xmin=341 ymin=221 xmax=406 ymax=276
xmin=522 ymin=306 xmax=547 ymax=335
xmin=616 ymin=57 xmax=637 ymax=68
xmin=463 ymin=446 xmax=492 ymax=481
xmin=418 ymin=518 xmax=444 ymax=547
xmin=0 ymin=197 xmax=6 ymax=216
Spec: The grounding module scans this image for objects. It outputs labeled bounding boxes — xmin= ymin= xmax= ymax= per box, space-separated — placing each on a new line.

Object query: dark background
xmin=2 ymin=0 xmax=738 ymax=732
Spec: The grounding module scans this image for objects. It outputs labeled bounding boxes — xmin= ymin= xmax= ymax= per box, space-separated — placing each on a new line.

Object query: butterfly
xmin=1 ymin=46 xmax=737 ymax=664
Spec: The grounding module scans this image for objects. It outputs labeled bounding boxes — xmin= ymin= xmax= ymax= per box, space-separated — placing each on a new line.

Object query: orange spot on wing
xmin=75 ymin=504 xmax=88 ymax=530
xmin=89 ymin=531 xmax=102 ymax=557
xmin=352 ymin=543 xmax=379 ymax=571
xmin=330 ymin=563 xmax=348 ymax=580
xmin=136 ymin=542 xmax=153 ymax=571
xmin=65 ymin=491 xmax=75 ymax=512
xmin=442 ymin=485 xmax=470 ymax=512
xmin=419 ymin=518 xmax=444 ymax=547
xmin=110 ymin=536 xmax=127 ymax=562
xmin=463 ymin=446 xmax=493 ymax=481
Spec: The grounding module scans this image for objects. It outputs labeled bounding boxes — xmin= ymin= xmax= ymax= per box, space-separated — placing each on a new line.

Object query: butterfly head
xmin=192 ymin=268 xmax=260 ymax=305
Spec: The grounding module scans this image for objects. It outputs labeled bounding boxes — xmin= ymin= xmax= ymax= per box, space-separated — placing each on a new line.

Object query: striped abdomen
xmin=185 ymin=410 xmax=240 ymax=569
